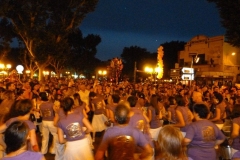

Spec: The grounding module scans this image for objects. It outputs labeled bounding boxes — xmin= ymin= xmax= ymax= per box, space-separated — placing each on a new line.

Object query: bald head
xmin=114 ymin=103 xmax=130 ymax=124
xmin=192 ymin=91 xmax=203 ymax=103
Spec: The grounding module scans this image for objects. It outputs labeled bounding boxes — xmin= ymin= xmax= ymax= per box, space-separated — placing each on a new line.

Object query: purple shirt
xmin=98 ymin=125 xmax=149 ymax=151
xmin=176 ymin=106 xmax=192 ymax=131
xmin=212 ymin=101 xmax=226 ymax=124
xmin=91 ymin=97 xmax=105 ymax=115
xmin=233 ymin=151 xmax=240 ymax=159
xmin=130 ymin=107 xmax=143 ymax=115
xmin=57 ymin=105 xmax=83 ymax=120
xmin=148 ymin=106 xmax=161 ymax=129
xmin=185 ymin=119 xmax=225 ymax=160
xmin=168 ymin=105 xmax=177 ymax=123
xmin=39 ymin=101 xmax=55 ymax=121
xmin=232 ymin=117 xmax=240 ymax=150
xmin=1 ymin=151 xmax=43 ymax=160
xmin=129 ymin=113 xmax=147 ymax=130
xmin=57 ymin=112 xmax=85 ymax=141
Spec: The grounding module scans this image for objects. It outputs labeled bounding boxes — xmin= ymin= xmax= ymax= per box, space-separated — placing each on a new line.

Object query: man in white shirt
xmin=78 ymin=83 xmax=90 ymax=113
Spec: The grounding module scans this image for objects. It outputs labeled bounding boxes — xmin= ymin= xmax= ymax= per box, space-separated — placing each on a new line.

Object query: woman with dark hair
xmin=171 ymin=95 xmax=193 ymax=132
xmin=72 ymin=93 xmax=88 ymax=118
xmin=156 ymin=125 xmax=190 ymax=160
xmin=167 ymin=96 xmax=177 ymax=124
xmin=2 ymin=121 xmax=45 ymax=160
xmin=225 ymin=97 xmax=236 ymax=119
xmin=38 ymin=92 xmax=60 ymax=158
xmin=147 ymin=94 xmax=162 ymax=141
xmin=229 ymin=104 xmax=240 ymax=159
xmin=57 ymin=97 xmax=94 ymax=160
xmin=184 ymin=103 xmax=225 ymax=160
xmin=89 ymin=91 xmax=107 ymax=142
xmin=209 ymin=92 xmax=227 ymax=129
xmin=0 ymin=99 xmax=39 ymax=152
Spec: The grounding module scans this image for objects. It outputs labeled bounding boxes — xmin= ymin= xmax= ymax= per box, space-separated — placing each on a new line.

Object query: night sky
xmin=80 ymin=0 xmax=225 ymax=61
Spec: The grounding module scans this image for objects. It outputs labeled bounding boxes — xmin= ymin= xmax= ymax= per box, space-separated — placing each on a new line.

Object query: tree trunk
xmin=38 ymin=67 xmax=44 ymax=81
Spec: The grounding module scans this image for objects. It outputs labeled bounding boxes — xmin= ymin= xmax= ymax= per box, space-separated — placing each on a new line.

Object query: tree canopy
xmin=121 ymin=46 xmax=155 ymax=80
xmin=161 ymin=41 xmax=186 ymax=78
xmin=207 ymin=0 xmax=240 ymax=47
xmin=0 ymin=0 xmax=99 ymax=79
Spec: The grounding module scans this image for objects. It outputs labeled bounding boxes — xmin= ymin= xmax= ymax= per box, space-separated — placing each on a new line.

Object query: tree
xmin=207 ymin=0 xmax=240 ymax=47
xmin=68 ymin=29 xmax=102 ymax=78
xmin=0 ymin=0 xmax=99 ymax=80
xmin=121 ymin=46 xmax=155 ymax=81
xmin=0 ymin=18 xmax=13 ymax=61
xmin=160 ymin=41 xmax=186 ymax=78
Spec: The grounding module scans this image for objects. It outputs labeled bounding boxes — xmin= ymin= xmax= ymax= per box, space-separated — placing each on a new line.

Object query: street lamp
xmin=144 ymin=66 xmax=159 ymax=83
xmin=16 ymin=65 xmax=24 ymax=80
xmin=26 ymin=70 xmax=31 ymax=77
xmin=0 ymin=63 xmax=12 ymax=77
xmin=98 ymin=70 xmax=107 ymax=80
xmin=43 ymin=71 xmax=49 ymax=80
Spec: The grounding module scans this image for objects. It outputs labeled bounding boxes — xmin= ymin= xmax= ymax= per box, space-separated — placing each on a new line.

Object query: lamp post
xmin=98 ymin=70 xmax=107 ymax=81
xmin=0 ymin=63 xmax=12 ymax=77
xmin=26 ymin=70 xmax=31 ymax=77
xmin=190 ymin=54 xmax=200 ymax=86
xmin=145 ymin=66 xmax=159 ymax=84
xmin=16 ymin=65 xmax=24 ymax=81
xmin=43 ymin=71 xmax=49 ymax=80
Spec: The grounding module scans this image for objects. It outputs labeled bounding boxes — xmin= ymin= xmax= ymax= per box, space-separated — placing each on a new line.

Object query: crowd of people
xmin=0 ymin=77 xmax=239 ymax=159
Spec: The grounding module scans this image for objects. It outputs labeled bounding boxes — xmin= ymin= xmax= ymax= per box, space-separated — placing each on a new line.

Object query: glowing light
xmin=157 ymin=46 xmax=164 ymax=79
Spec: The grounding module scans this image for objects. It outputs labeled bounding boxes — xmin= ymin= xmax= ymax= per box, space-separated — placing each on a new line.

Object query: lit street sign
xmin=181 ymin=67 xmax=194 ymax=74
xmin=181 ymin=74 xmax=194 ymax=80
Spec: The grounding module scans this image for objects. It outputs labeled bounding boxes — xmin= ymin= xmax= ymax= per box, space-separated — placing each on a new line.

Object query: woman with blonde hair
xmin=156 ymin=125 xmax=190 ymax=160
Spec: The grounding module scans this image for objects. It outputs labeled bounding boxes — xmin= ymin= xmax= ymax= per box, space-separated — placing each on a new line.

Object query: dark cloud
xmin=80 ymin=0 xmax=225 ymax=60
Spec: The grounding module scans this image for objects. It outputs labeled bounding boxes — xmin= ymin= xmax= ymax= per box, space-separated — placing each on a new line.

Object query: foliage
xmin=207 ymin=0 xmax=240 ymax=47
xmin=68 ymin=28 xmax=102 ymax=77
xmin=0 ymin=0 xmax=99 ymax=78
xmin=161 ymin=41 xmax=186 ymax=78
xmin=120 ymin=46 xmax=155 ymax=80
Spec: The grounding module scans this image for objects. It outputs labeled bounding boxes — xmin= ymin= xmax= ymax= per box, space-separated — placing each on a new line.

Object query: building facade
xmin=178 ymin=35 xmax=240 ymax=86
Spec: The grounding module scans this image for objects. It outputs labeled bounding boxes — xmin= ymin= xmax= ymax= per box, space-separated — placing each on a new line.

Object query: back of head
xmin=112 ymin=94 xmax=120 ymax=103
xmin=73 ymin=93 xmax=82 ymax=105
xmin=127 ymin=95 xmax=137 ymax=107
xmin=192 ymin=91 xmax=202 ymax=102
xmin=4 ymin=121 xmax=29 ymax=154
xmin=157 ymin=125 xmax=185 ymax=159
xmin=175 ymin=95 xmax=186 ymax=106
xmin=39 ymin=92 xmax=48 ymax=101
xmin=114 ymin=103 xmax=130 ymax=124
xmin=61 ymin=97 xmax=74 ymax=115
xmin=5 ymin=99 xmax=33 ymax=121
xmin=168 ymin=96 xmax=176 ymax=105
xmin=213 ymin=92 xmax=223 ymax=104
xmin=89 ymin=91 xmax=96 ymax=98
xmin=193 ymin=103 xmax=209 ymax=119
